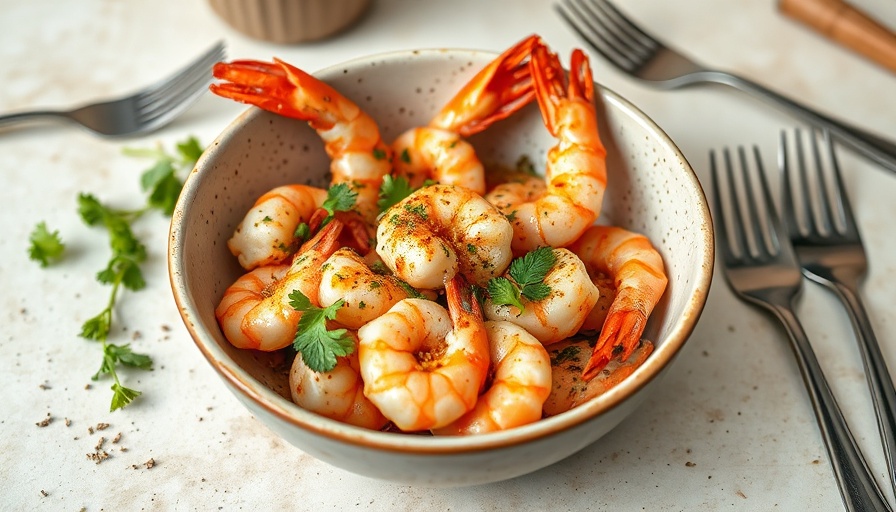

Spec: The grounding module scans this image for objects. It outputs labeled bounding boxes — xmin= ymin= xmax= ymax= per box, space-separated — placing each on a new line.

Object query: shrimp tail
xmin=582 ymin=309 xmax=646 ymax=381
xmin=211 ymin=58 xmax=345 ymax=131
xmin=444 ymin=274 xmax=482 ymax=323
xmin=296 ymin=215 xmax=343 ymax=257
xmin=431 ymin=34 xmax=541 ymax=137
xmin=531 ymin=46 xmax=596 ymax=137
xmin=307 ymin=208 xmax=372 ymax=255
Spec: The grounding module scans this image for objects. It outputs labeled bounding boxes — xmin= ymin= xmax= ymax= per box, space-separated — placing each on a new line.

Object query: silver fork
xmin=556 ymin=0 xmax=896 ymax=174
xmin=782 ymin=127 xmax=896 ymax=494
xmin=0 ymin=41 xmax=226 ymax=138
xmin=710 ymin=145 xmax=890 ymax=512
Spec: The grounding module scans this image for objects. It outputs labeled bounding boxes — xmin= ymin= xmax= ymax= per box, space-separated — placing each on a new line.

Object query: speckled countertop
xmin=3 ymin=0 xmax=896 ymax=509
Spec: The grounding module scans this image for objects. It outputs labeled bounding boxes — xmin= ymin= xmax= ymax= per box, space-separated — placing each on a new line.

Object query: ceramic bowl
xmin=168 ymin=48 xmax=713 ymax=487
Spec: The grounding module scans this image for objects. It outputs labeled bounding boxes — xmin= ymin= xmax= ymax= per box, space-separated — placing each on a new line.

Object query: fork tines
xmin=555 ymin=0 xmax=658 ymax=72
xmin=780 ymin=128 xmax=860 ymax=244
xmin=711 ymin=145 xmax=790 ymax=265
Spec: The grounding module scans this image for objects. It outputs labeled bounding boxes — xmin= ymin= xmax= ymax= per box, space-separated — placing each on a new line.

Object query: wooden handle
xmin=779 ymin=0 xmax=896 ymax=74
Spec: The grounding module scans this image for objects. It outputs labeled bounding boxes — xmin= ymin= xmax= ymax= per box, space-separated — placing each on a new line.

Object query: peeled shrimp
xmin=567 ymin=225 xmax=667 ymax=380
xmin=215 ymin=220 xmax=343 ymax=351
xmin=317 ymin=247 xmax=411 ymax=330
xmin=391 ymin=35 xmax=540 ymax=195
xmin=433 ymin=320 xmax=551 ymax=435
xmin=289 ymin=345 xmax=388 ymax=430
xmin=376 ymin=184 xmax=513 ymax=289
xmin=357 ymin=276 xmax=489 ymax=431
xmin=211 ymin=59 xmax=391 ymax=224
xmin=227 ymin=184 xmax=327 ymax=270
xmin=486 ymin=46 xmax=607 ymax=254
xmin=484 ymin=248 xmax=600 ymax=345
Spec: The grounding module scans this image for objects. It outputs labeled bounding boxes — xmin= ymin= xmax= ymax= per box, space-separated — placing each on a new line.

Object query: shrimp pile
xmin=210 ymin=34 xmax=668 ymax=435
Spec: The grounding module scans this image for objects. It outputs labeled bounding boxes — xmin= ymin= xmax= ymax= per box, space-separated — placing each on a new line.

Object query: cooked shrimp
xmin=357 ymin=275 xmax=490 ymax=431
xmin=376 ymin=184 xmax=513 ymax=289
xmin=543 ymin=336 xmax=654 ymax=416
xmin=211 ymin=59 xmax=391 ymax=224
xmin=290 ymin=345 xmax=388 ymax=430
xmin=391 ymin=35 xmax=540 ymax=195
xmin=567 ymin=225 xmax=667 ymax=380
xmin=483 ymin=248 xmax=600 ymax=345
xmin=215 ymin=220 xmax=344 ymax=351
xmin=317 ymin=247 xmax=411 ymax=330
xmin=432 ymin=320 xmax=551 ymax=435
xmin=227 ymin=184 xmax=327 ymax=270
xmin=486 ymin=46 xmax=607 ymax=255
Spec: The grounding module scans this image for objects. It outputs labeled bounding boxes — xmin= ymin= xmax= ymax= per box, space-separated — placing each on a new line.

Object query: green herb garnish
xmin=376 ymin=175 xmax=416 ymax=213
xmin=289 ymin=289 xmax=355 ymax=373
xmin=28 ymin=222 xmax=65 ymax=267
xmin=78 ymin=135 xmax=202 ymax=411
xmin=486 ymin=247 xmax=556 ymax=314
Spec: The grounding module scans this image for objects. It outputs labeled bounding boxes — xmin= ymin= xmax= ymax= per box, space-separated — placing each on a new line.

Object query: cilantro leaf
xmin=289 ymin=289 xmax=355 ymax=373
xmin=322 ymin=183 xmax=358 ymax=217
xmin=110 ymin=383 xmax=142 ymax=412
xmin=486 ymin=247 xmax=556 ymax=314
xmin=377 ymin=175 xmax=415 ymax=212
xmin=81 ymin=309 xmax=113 ymax=342
xmin=77 ymin=193 xmax=108 ymax=226
xmin=487 ymin=277 xmax=524 ymax=311
xmin=28 ymin=222 xmax=65 ymax=267
xmin=176 ymin=136 xmax=204 ymax=162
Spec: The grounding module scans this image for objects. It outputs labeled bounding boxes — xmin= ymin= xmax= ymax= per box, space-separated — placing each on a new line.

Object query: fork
xmin=782 ymin=127 xmax=896 ymax=494
xmin=0 ymin=41 xmax=226 ymax=138
xmin=557 ymin=0 xmax=896 ymax=175
xmin=710 ymin=145 xmax=890 ymax=512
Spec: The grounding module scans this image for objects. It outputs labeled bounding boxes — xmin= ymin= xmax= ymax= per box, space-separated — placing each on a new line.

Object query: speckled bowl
xmin=168 ymin=48 xmax=713 ymax=486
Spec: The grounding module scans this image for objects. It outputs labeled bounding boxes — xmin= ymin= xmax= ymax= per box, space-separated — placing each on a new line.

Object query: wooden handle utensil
xmin=778 ymin=0 xmax=896 ymax=74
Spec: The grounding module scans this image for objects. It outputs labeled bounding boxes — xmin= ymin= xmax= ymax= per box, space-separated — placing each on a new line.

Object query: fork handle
xmin=698 ymin=70 xmax=896 ymax=174
xmin=770 ymin=302 xmax=891 ymax=511
xmin=819 ymin=273 xmax=896 ymax=493
xmin=0 ymin=110 xmax=72 ymax=128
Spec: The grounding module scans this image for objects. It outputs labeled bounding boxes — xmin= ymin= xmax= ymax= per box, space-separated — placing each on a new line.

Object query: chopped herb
xmin=372 ymin=148 xmax=387 ymax=160
xmin=404 ymin=202 xmax=428 ymax=219
xmin=28 ymin=222 xmax=65 ymax=267
xmin=400 ymin=148 xmax=411 ymax=164
xmin=289 ymin=290 xmax=354 ymax=373
xmin=486 ymin=247 xmax=556 ymax=314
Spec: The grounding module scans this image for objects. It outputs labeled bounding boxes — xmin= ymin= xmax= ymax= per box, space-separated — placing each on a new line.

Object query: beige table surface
xmin=2 ymin=0 xmax=896 ymax=509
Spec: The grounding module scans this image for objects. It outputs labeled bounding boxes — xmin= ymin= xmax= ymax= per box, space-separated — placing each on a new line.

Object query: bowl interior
xmin=170 ymin=48 xmax=713 ymax=449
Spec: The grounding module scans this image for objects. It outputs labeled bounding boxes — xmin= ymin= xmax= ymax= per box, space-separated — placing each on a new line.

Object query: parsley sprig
xmin=288 ymin=290 xmax=355 ymax=373
xmin=487 ymin=247 xmax=557 ymax=314
xmin=31 ymin=136 xmax=203 ymax=411
xmin=28 ymin=222 xmax=65 ymax=267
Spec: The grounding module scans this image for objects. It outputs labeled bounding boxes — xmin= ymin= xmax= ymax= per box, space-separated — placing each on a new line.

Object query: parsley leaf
xmin=321 ymin=183 xmax=358 ymax=218
xmin=28 ymin=222 xmax=66 ymax=267
xmin=486 ymin=247 xmax=557 ymax=314
xmin=376 ymin=176 xmax=437 ymax=213
xmin=377 ymin=175 xmax=415 ymax=212
xmin=110 ymin=383 xmax=142 ymax=411
xmin=289 ymin=289 xmax=355 ymax=373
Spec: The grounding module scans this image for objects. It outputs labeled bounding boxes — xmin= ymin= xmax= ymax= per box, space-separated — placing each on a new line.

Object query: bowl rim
xmin=169 ymin=47 xmax=714 ymax=454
